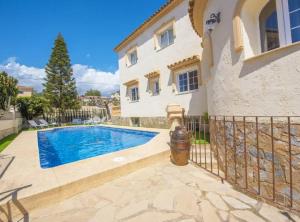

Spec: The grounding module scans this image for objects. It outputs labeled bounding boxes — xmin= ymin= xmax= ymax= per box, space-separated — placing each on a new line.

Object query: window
xmin=259 ymin=0 xmax=300 ymax=52
xmin=159 ymin=28 xmax=174 ymax=49
xmin=128 ymin=50 xmax=138 ymax=66
xmin=188 ymin=70 xmax=199 ymax=91
xmin=152 ymin=80 xmax=160 ymax=95
xmin=130 ymin=87 xmax=139 ymax=101
xmin=177 ymin=70 xmax=199 ymax=93
xmin=288 ymin=0 xmax=300 ymax=42
xmin=260 ymin=0 xmax=280 ymax=52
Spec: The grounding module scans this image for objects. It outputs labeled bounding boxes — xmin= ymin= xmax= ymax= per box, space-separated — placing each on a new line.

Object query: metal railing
xmin=185 ymin=115 xmax=300 ymax=212
xmin=44 ymin=108 xmax=108 ymax=124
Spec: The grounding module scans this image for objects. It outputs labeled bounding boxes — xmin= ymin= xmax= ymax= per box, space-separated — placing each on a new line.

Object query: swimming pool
xmin=37 ymin=126 xmax=158 ymax=168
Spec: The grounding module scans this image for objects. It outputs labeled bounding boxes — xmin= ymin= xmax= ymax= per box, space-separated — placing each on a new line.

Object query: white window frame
xmin=154 ymin=20 xmax=175 ymax=51
xmin=126 ymin=47 xmax=138 ymax=67
xmin=275 ymin=0 xmax=300 ymax=46
xmin=152 ymin=79 xmax=160 ymax=96
xmin=130 ymin=86 xmax=139 ymax=102
xmin=159 ymin=28 xmax=174 ymax=49
xmin=129 ymin=50 xmax=138 ymax=65
xmin=176 ymin=69 xmax=199 ymax=94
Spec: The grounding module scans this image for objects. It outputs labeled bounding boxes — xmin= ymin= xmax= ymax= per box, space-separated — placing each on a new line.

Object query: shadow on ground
xmin=0 ymin=184 xmax=32 ymax=222
xmin=0 ymin=155 xmax=15 ymax=180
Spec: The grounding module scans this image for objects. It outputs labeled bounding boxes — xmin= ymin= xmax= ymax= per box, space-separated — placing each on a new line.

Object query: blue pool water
xmin=37 ymin=126 xmax=158 ymax=168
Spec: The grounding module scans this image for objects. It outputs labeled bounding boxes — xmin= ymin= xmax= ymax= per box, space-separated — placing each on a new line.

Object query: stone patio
xmin=12 ymin=161 xmax=300 ymax=222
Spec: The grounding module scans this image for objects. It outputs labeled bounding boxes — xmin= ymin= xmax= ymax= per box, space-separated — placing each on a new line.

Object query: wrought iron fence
xmin=185 ymin=115 xmax=300 ymax=212
xmin=44 ymin=108 xmax=108 ymax=124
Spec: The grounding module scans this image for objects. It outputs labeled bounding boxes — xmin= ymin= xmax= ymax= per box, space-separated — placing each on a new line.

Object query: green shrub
xmin=17 ymin=96 xmax=51 ymax=120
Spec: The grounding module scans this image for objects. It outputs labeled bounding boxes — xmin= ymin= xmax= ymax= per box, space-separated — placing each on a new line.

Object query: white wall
xmin=201 ymin=0 xmax=300 ymax=116
xmin=117 ymin=1 xmax=207 ymax=117
xmin=0 ymin=118 xmax=23 ymax=140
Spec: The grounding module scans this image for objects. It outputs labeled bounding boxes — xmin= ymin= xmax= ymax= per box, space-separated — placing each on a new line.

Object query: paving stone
xmin=231 ymin=210 xmax=265 ymax=222
xmin=229 ymin=215 xmax=241 ymax=222
xmin=124 ymin=211 xmax=181 ymax=222
xmin=206 ymin=193 xmax=229 ymax=211
xmin=173 ymin=188 xmax=199 ymax=216
xmin=230 ymin=192 xmax=258 ymax=207
xmin=222 ymin=196 xmax=251 ymax=209
xmin=94 ymin=199 xmax=111 ymax=209
xmin=200 ymin=200 xmax=221 ymax=222
xmin=178 ymin=219 xmax=197 ymax=222
xmin=88 ymin=205 xmax=116 ymax=222
xmin=116 ymin=200 xmax=148 ymax=219
xmin=153 ymin=189 xmax=175 ymax=211
xmin=218 ymin=210 xmax=229 ymax=221
xmin=25 ymin=162 xmax=300 ymax=221
xmin=258 ymin=204 xmax=291 ymax=222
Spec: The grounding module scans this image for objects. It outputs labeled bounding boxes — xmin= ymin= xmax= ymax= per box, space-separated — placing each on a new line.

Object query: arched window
xmin=237 ymin=0 xmax=300 ymax=57
xmin=259 ymin=0 xmax=280 ymax=52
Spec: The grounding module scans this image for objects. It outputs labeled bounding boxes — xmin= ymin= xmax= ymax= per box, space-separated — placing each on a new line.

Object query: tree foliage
xmin=85 ymin=89 xmax=101 ymax=97
xmin=0 ymin=71 xmax=18 ymax=110
xmin=43 ymin=33 xmax=79 ymax=115
xmin=17 ymin=96 xmax=51 ymax=120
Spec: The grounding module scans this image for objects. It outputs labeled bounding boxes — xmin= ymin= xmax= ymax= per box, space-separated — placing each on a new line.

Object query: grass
xmin=191 ymin=131 xmax=210 ymax=144
xmin=0 ymin=134 xmax=18 ymax=153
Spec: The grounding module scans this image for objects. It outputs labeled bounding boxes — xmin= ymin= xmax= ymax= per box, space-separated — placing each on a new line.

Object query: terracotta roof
xmin=144 ymin=71 xmax=160 ymax=79
xmin=17 ymin=85 xmax=33 ymax=92
xmin=114 ymin=0 xmax=184 ymax=52
xmin=123 ymin=79 xmax=139 ymax=86
xmin=167 ymin=55 xmax=201 ymax=71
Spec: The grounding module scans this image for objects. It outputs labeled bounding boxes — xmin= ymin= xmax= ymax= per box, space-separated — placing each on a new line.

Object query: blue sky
xmin=0 ymin=0 xmax=166 ymax=95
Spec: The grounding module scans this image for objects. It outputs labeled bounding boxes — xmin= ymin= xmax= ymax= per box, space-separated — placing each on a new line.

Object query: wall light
xmin=206 ymin=12 xmax=221 ymax=32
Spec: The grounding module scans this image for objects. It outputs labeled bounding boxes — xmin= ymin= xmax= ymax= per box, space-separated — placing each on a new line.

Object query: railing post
xmin=256 ymin=117 xmax=261 ymax=195
xmin=288 ymin=117 xmax=293 ymax=208
xmin=215 ymin=116 xmax=220 ymax=176
xmin=243 ymin=116 xmax=248 ymax=190
xmin=209 ymin=116 xmax=213 ymax=172
xmin=199 ymin=116 xmax=202 ymax=166
xmin=204 ymin=115 xmax=207 ymax=169
xmin=271 ymin=117 xmax=275 ymax=201
xmin=233 ymin=116 xmax=237 ymax=184
xmin=224 ymin=116 xmax=227 ymax=180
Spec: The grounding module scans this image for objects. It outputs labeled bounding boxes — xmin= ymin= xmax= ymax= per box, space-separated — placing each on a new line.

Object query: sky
xmin=0 ymin=0 xmax=166 ymax=95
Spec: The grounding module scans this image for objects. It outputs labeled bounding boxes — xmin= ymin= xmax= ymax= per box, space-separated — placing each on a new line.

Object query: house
xmin=189 ymin=0 xmax=300 ymax=116
xmin=114 ymin=0 xmax=207 ymax=128
xmin=79 ymin=96 xmax=102 ymax=106
xmin=17 ymin=85 xmax=33 ymax=97
xmin=188 ymin=0 xmax=300 ymax=210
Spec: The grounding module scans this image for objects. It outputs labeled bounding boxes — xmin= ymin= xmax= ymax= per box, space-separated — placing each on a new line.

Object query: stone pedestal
xmin=166 ymin=104 xmax=185 ymax=131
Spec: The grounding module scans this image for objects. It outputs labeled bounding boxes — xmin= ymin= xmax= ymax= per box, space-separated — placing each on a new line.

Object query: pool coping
xmin=0 ymin=124 xmax=170 ymax=217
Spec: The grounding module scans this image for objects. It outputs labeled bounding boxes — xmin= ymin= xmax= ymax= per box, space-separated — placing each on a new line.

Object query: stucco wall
xmin=117 ymin=0 xmax=207 ymax=118
xmin=0 ymin=118 xmax=23 ymax=140
xmin=202 ymin=0 xmax=300 ymax=116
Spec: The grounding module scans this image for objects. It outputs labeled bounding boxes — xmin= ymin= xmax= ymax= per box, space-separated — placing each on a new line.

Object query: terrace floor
xmin=1 ymin=125 xmax=300 ymax=221
xmin=21 ymin=162 xmax=300 ymax=222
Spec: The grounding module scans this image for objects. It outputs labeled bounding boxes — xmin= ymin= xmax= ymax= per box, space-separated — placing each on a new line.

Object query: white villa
xmin=114 ymin=0 xmax=207 ymax=128
xmin=189 ymin=0 xmax=300 ymax=116
xmin=114 ymin=0 xmax=300 ymax=128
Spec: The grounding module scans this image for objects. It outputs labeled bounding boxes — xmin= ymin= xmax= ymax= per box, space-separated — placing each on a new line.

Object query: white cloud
xmin=0 ymin=57 xmax=120 ymax=95
xmin=0 ymin=57 xmax=46 ymax=92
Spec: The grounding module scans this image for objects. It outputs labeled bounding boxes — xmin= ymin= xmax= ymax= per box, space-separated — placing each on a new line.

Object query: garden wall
xmin=209 ymin=116 xmax=300 ymax=211
xmin=0 ymin=112 xmax=23 ymax=140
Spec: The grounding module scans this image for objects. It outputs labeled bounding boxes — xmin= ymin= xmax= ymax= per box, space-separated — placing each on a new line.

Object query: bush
xmin=0 ymin=71 xmax=18 ymax=110
xmin=17 ymin=96 xmax=51 ymax=120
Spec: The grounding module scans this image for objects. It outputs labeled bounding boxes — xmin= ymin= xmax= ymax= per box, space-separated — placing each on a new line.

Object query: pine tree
xmin=44 ymin=33 xmax=79 ymax=120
